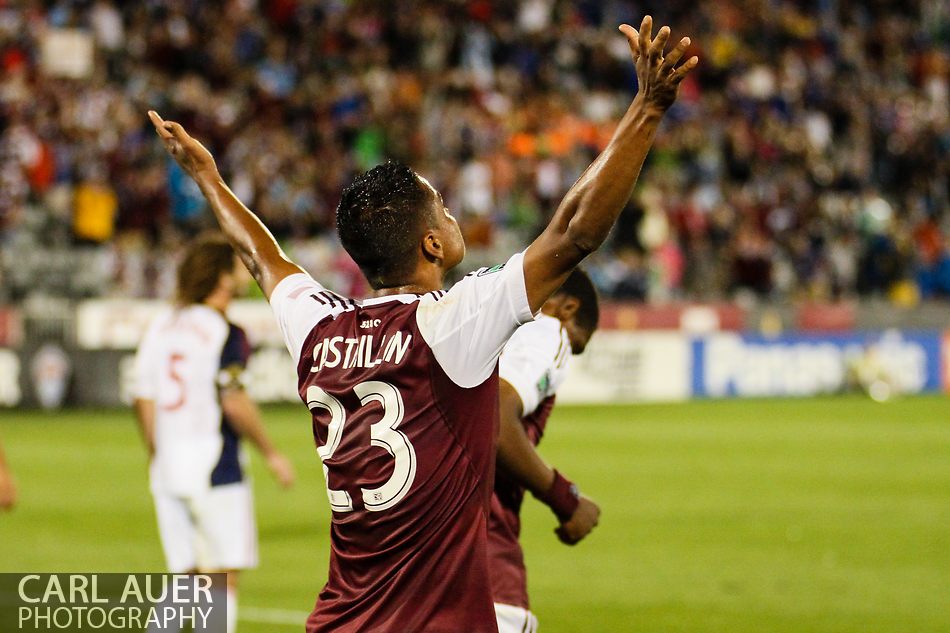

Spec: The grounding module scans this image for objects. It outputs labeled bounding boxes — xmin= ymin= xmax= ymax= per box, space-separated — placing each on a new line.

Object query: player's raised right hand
xmin=619 ymin=16 xmax=698 ymax=114
xmin=148 ymin=111 xmax=219 ymax=182
xmin=555 ymin=495 xmax=600 ymax=545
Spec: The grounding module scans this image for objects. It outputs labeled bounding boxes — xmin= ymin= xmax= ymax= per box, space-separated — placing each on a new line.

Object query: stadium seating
xmin=0 ymin=1 xmax=945 ymax=304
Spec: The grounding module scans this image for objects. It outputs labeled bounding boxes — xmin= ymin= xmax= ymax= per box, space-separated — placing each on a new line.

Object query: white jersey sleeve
xmin=132 ymin=313 xmax=166 ymax=400
xmin=269 ymin=273 xmax=347 ymax=365
xmin=416 ymin=251 xmax=535 ymax=388
xmin=498 ymin=315 xmax=569 ymax=415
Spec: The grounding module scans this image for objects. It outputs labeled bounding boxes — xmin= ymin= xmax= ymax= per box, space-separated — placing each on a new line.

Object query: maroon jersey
xmin=487 ymin=314 xmax=573 ymax=610
xmin=268 ymin=253 xmax=533 ymax=632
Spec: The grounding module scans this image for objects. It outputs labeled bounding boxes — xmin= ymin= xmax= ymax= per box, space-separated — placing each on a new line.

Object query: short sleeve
xmin=217 ymin=324 xmax=251 ymax=390
xmin=269 ymin=273 xmax=341 ymax=365
xmin=132 ymin=317 xmax=162 ymax=400
xmin=498 ymin=320 xmax=563 ymax=416
xmin=416 ymin=251 xmax=535 ymax=388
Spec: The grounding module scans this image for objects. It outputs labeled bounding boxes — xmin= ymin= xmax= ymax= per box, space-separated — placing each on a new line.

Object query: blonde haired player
xmin=132 ymin=235 xmax=295 ymax=633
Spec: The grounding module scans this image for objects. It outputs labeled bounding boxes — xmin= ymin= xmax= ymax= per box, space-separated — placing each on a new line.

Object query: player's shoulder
xmin=188 ymin=303 xmax=229 ymax=330
xmin=161 ymin=304 xmax=230 ymax=350
xmin=271 ymin=272 xmax=355 ymax=328
xmin=415 ymin=253 xmax=523 ymax=321
xmin=457 ymin=254 xmax=523 ymax=286
xmin=140 ymin=305 xmax=191 ymax=340
xmin=272 ymin=272 xmax=347 ymax=306
xmin=137 ymin=307 xmax=173 ymax=350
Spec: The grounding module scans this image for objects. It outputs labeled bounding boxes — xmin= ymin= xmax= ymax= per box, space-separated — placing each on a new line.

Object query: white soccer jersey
xmin=498 ymin=313 xmax=572 ymax=416
xmin=133 ymin=304 xmax=251 ymax=497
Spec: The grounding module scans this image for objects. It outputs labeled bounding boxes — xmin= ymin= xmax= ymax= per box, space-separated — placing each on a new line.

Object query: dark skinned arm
xmin=522 ymin=16 xmax=698 ymax=312
xmin=497 ymin=380 xmax=601 ymax=545
xmin=147 ymin=112 xmax=303 ymax=299
xmin=497 ymin=380 xmax=558 ymax=495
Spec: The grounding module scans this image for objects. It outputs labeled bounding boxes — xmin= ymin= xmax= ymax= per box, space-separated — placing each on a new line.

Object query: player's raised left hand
xmin=148 ymin=111 xmax=219 ymax=182
xmin=619 ymin=16 xmax=698 ymax=113
xmin=555 ymin=495 xmax=600 ymax=545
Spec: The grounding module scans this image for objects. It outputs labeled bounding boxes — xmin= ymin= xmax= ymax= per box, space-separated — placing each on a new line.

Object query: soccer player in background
xmin=149 ymin=17 xmax=696 ymax=632
xmin=0 ymin=437 xmax=16 ymax=511
xmin=131 ymin=235 xmax=295 ymax=633
xmin=490 ymin=268 xmax=601 ymax=632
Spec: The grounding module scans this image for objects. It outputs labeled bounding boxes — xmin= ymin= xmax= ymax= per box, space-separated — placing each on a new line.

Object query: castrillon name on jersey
xmin=310 ymin=331 xmax=412 ymax=373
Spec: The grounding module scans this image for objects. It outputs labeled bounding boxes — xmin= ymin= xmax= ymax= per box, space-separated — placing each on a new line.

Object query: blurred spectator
xmin=73 ymin=166 xmax=117 ymax=244
xmin=0 ymin=0 xmax=945 ymax=303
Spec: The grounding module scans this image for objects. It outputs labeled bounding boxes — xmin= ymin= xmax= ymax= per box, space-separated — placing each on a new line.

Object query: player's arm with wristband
xmin=146 ymin=112 xmax=304 ymax=299
xmin=497 ymin=380 xmax=600 ymax=545
xmin=521 ymin=16 xmax=697 ymax=311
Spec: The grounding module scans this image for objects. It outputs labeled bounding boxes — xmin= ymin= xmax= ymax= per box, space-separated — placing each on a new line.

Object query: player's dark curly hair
xmin=177 ymin=234 xmax=236 ymax=305
xmin=336 ymin=161 xmax=435 ymax=289
xmin=555 ymin=268 xmax=600 ymax=332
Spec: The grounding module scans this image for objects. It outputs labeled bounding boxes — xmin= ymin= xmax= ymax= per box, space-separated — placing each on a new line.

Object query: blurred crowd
xmin=0 ymin=0 xmax=947 ymax=303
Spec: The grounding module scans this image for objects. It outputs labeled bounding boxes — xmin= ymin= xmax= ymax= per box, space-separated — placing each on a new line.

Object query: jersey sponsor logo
xmin=309 ymin=331 xmax=412 ymax=374
xmin=476 ymin=263 xmax=506 ymax=277
xmin=359 ymin=319 xmax=381 ymax=329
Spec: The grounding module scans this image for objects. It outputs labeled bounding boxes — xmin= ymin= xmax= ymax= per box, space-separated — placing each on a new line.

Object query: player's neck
xmin=373 ymin=283 xmax=437 ymax=297
xmin=371 ymin=267 xmax=444 ymax=297
xmin=203 ymin=292 xmax=230 ymax=314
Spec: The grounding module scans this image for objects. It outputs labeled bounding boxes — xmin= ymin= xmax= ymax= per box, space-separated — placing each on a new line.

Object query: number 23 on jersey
xmin=306 ymin=382 xmax=417 ymax=513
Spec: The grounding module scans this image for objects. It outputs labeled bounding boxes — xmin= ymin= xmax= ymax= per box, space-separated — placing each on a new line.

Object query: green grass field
xmin=2 ymin=397 xmax=950 ymax=632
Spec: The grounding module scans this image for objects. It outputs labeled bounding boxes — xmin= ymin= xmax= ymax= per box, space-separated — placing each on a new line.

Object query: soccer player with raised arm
xmin=149 ymin=17 xmax=696 ymax=632
xmin=490 ymin=269 xmax=601 ymax=633
xmin=132 ymin=235 xmax=295 ymax=633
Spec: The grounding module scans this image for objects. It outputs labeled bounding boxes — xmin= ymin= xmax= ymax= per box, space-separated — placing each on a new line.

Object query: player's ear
xmin=421 ymin=230 xmax=444 ymax=264
xmin=557 ymin=296 xmax=580 ymax=322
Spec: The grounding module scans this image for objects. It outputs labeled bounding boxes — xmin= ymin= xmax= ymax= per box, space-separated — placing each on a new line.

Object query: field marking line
xmin=239 ymin=606 xmax=310 ymax=626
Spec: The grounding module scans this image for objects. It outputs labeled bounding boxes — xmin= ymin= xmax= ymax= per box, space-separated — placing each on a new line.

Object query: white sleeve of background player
xmin=416 ymin=251 xmax=535 ymax=389
xmin=498 ymin=321 xmax=562 ymax=416
xmin=269 ymin=273 xmax=338 ymax=365
xmin=131 ymin=317 xmax=162 ymax=400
